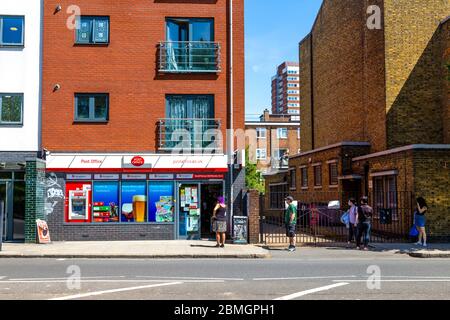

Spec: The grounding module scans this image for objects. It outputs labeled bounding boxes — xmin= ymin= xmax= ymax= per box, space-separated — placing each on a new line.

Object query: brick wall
xmin=441 ymin=19 xmax=450 ymax=144
xmin=247 ymin=189 xmax=260 ymax=244
xmin=41 ymin=0 xmax=244 ymax=153
xmin=24 ymin=159 xmax=46 ymax=243
xmin=384 ymin=0 xmax=450 ymax=148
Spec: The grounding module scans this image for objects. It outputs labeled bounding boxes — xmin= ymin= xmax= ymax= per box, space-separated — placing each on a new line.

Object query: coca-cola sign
xmin=131 ymin=156 xmax=145 ymax=167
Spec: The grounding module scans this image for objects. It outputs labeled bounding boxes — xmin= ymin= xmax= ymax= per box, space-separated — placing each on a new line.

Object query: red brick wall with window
xmin=41 ymin=0 xmax=244 ymax=152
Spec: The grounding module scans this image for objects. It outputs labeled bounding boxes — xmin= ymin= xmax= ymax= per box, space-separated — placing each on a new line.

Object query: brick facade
xmin=24 ymin=159 xmax=46 ymax=243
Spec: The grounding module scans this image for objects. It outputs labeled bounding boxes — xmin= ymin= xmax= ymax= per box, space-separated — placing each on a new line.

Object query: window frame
xmin=256 ymin=127 xmax=267 ymax=140
xmin=0 ymin=93 xmax=24 ymax=125
xmin=74 ymin=93 xmax=109 ymax=123
xmin=313 ymin=165 xmax=322 ymax=187
xmin=75 ymin=16 xmax=110 ymax=45
xmin=0 ymin=15 xmax=25 ymax=47
xmin=277 ymin=128 xmax=288 ymax=139
xmin=256 ymin=148 xmax=267 ymax=160
xmin=289 ymin=168 xmax=296 ymax=190
xmin=301 ymin=167 xmax=308 ymax=188
xmin=329 ymin=162 xmax=338 ymax=186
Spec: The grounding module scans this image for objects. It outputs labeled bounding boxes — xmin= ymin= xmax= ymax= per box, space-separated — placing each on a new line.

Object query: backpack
xmin=358 ymin=205 xmax=373 ymax=222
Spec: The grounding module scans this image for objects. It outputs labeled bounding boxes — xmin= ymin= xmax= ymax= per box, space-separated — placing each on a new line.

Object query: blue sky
xmin=245 ymin=0 xmax=323 ymax=116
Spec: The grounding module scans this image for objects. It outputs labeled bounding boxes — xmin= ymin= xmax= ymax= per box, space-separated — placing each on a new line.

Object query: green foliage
xmin=245 ymin=148 xmax=265 ymax=193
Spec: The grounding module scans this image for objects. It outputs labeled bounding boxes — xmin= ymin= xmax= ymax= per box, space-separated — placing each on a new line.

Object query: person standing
xmin=415 ymin=197 xmax=428 ymax=247
xmin=285 ymin=196 xmax=297 ymax=252
xmin=212 ymin=196 xmax=227 ymax=248
xmin=355 ymin=197 xmax=373 ymax=251
xmin=347 ymin=198 xmax=358 ymax=248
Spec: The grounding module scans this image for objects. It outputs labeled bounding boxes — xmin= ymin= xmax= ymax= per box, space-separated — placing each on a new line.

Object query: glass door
xmin=0 ymin=182 xmax=7 ymax=242
xmin=178 ymin=183 xmax=201 ymax=240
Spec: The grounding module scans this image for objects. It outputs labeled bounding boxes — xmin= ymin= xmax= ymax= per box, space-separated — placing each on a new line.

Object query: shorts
xmin=286 ymin=224 xmax=296 ymax=238
xmin=415 ymin=214 xmax=426 ymax=228
xmin=213 ymin=220 xmax=227 ymax=233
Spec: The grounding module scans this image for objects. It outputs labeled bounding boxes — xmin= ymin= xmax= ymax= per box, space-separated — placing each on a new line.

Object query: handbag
xmin=409 ymin=225 xmax=419 ymax=237
xmin=340 ymin=211 xmax=350 ymax=226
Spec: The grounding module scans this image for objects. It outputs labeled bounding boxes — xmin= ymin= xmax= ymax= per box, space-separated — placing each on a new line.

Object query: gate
xmin=259 ymin=191 xmax=415 ymax=245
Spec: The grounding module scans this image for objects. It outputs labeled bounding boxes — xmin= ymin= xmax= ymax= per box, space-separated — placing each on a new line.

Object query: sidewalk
xmin=0 ymin=241 xmax=271 ymax=259
xmin=369 ymin=243 xmax=450 ymax=258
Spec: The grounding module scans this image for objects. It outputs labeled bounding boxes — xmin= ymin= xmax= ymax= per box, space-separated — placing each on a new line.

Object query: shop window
xmin=0 ymin=94 xmax=23 ymax=125
xmin=314 ymin=165 xmax=322 ymax=187
xmin=301 ymin=167 xmax=308 ymax=188
xmin=121 ymin=181 xmax=147 ymax=223
xmin=0 ymin=16 xmax=24 ymax=46
xmin=92 ymin=181 xmax=120 ymax=223
xmin=76 ymin=16 xmax=109 ymax=44
xmin=329 ymin=163 xmax=338 ymax=186
xmin=74 ymin=94 xmax=109 ymax=122
xmin=148 ymin=182 xmax=174 ymax=223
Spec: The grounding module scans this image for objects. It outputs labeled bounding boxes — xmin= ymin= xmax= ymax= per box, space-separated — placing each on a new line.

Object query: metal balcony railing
xmin=157 ymin=118 xmax=223 ymax=153
xmin=159 ymin=41 xmax=221 ymax=73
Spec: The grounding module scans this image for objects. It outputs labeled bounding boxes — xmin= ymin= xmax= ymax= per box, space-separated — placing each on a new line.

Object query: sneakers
xmin=288 ymin=245 xmax=296 ymax=252
xmin=415 ymin=242 xmax=422 ymax=246
xmin=423 ymin=243 xmax=427 ymax=248
xmin=220 ymin=244 xmax=225 ymax=248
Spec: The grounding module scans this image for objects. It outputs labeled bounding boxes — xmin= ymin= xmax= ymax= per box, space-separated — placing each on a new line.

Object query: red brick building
xmin=271 ymin=62 xmax=300 ymax=116
xmin=41 ymin=0 xmax=245 ymax=241
xmin=264 ymin=0 xmax=450 ymax=241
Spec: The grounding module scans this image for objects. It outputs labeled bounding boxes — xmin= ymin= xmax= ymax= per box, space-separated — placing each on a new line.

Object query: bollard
xmin=0 ymin=200 xmax=4 ymax=251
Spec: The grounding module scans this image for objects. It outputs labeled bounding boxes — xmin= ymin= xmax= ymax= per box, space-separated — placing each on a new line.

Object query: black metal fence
xmin=260 ymin=191 xmax=416 ymax=245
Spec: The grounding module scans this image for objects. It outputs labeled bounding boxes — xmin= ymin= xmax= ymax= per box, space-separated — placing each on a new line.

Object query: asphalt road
xmin=1 ymin=248 xmax=450 ymax=300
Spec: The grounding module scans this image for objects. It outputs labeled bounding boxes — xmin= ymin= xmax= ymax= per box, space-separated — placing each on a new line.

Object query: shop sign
xmin=122 ymin=156 xmax=154 ymax=169
xmin=176 ymin=174 xmax=194 ymax=180
xmin=193 ymin=174 xmax=224 ymax=180
xmin=149 ymin=174 xmax=174 ymax=180
xmin=122 ymin=174 xmax=147 ymax=180
xmin=67 ymin=174 xmax=92 ymax=180
xmin=94 ymin=174 xmax=120 ymax=180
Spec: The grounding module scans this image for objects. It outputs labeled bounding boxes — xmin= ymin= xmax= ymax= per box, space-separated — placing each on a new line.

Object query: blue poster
xmin=93 ymin=181 xmax=119 ymax=223
xmin=148 ymin=182 xmax=174 ymax=223
xmin=121 ymin=181 xmax=147 ymax=223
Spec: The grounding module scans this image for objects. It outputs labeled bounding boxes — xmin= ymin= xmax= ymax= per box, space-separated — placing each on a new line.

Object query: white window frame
xmin=256 ymin=148 xmax=267 ymax=160
xmin=256 ymin=127 xmax=267 ymax=140
xmin=277 ymin=128 xmax=288 ymax=139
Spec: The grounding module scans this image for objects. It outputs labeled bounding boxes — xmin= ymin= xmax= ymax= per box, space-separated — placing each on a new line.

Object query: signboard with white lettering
xmin=67 ymin=174 xmax=92 ymax=180
xmin=149 ymin=174 xmax=174 ymax=180
xmin=94 ymin=174 xmax=120 ymax=180
xmin=122 ymin=174 xmax=147 ymax=180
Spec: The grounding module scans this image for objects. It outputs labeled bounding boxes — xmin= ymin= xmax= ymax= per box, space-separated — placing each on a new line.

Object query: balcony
xmin=158 ymin=41 xmax=221 ymax=73
xmin=157 ymin=118 xmax=223 ymax=153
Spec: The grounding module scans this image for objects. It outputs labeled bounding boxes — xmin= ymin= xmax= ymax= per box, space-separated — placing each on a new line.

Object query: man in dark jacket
xmin=355 ymin=196 xmax=373 ymax=251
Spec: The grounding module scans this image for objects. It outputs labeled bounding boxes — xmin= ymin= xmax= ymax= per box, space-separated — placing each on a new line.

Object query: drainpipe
xmin=227 ymin=0 xmax=234 ymax=221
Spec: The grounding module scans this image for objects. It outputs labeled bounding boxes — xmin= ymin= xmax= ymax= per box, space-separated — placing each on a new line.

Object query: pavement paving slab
xmin=0 ymin=241 xmax=271 ymax=259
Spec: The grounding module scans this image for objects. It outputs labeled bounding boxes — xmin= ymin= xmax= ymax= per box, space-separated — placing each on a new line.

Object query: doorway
xmin=200 ymin=183 xmax=224 ymax=239
xmin=0 ymin=182 xmax=7 ymax=242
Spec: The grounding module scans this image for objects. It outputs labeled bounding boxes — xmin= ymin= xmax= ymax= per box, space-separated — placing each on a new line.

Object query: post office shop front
xmin=44 ymin=155 xmax=228 ymax=241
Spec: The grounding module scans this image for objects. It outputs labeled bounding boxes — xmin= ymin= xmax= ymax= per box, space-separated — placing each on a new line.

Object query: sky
xmin=244 ymin=0 xmax=323 ymax=117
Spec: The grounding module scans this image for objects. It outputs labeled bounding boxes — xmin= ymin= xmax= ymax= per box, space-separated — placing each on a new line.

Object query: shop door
xmin=0 ymin=182 xmax=8 ymax=241
xmin=178 ymin=183 xmax=201 ymax=240
xmin=200 ymin=183 xmax=224 ymax=239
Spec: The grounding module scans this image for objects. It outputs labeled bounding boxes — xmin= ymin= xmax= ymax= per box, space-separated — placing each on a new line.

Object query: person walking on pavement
xmin=414 ymin=197 xmax=428 ymax=247
xmin=355 ymin=196 xmax=373 ymax=251
xmin=285 ymin=196 xmax=297 ymax=252
xmin=212 ymin=196 xmax=227 ymax=248
xmin=347 ymin=198 xmax=358 ymax=248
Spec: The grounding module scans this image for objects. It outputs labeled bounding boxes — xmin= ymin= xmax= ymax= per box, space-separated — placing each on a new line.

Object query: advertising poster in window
xmin=93 ymin=181 xmax=119 ymax=223
xmin=148 ymin=182 xmax=174 ymax=223
xmin=121 ymin=181 xmax=147 ymax=223
xmin=65 ymin=182 xmax=92 ymax=223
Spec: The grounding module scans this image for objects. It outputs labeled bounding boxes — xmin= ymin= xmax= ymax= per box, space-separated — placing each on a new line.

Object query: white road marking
xmin=253 ymin=276 xmax=357 ymax=281
xmin=136 ymin=276 xmax=244 ymax=281
xmin=9 ymin=276 xmax=126 ymax=281
xmin=49 ymin=282 xmax=183 ymax=300
xmin=56 ymin=259 xmax=66 ymax=261
xmin=274 ymin=282 xmax=350 ymax=301
xmin=334 ymin=279 xmax=450 ymax=283
xmin=0 ymin=277 xmax=6 ymax=280
xmin=3 ymin=279 xmax=225 ymax=284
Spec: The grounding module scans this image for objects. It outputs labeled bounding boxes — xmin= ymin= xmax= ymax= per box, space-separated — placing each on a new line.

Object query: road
xmin=1 ymin=248 xmax=450 ymax=300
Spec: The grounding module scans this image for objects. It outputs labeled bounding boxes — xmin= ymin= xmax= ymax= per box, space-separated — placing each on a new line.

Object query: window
xmin=74 ymin=94 xmax=109 ymax=122
xmin=277 ymin=128 xmax=288 ymax=139
xmin=289 ymin=169 xmax=296 ymax=190
xmin=0 ymin=93 xmax=23 ymax=125
xmin=329 ymin=163 xmax=338 ymax=185
xmin=76 ymin=16 xmax=110 ymax=44
xmin=256 ymin=149 xmax=267 ymax=160
xmin=297 ymin=128 xmax=301 ymax=139
xmin=269 ymin=183 xmax=288 ymax=209
xmin=288 ymin=96 xmax=299 ymax=101
xmin=373 ymin=175 xmax=398 ymax=219
xmin=287 ymin=90 xmax=299 ymax=95
xmin=288 ymin=103 xmax=300 ymax=108
xmin=301 ymin=167 xmax=308 ymax=188
xmin=256 ymin=128 xmax=267 ymax=139
xmin=287 ymin=77 xmax=299 ymax=81
xmin=287 ymin=83 xmax=299 ymax=88
xmin=314 ymin=165 xmax=322 ymax=187
xmin=288 ymin=109 xmax=300 ymax=114
xmin=0 ymin=16 xmax=24 ymax=46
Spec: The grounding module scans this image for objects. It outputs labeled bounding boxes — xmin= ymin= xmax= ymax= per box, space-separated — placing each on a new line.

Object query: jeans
xmin=348 ymin=224 xmax=356 ymax=242
xmin=356 ymin=222 xmax=371 ymax=247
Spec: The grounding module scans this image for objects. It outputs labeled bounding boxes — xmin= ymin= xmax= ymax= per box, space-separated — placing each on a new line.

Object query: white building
xmin=0 ymin=0 xmax=42 ymax=241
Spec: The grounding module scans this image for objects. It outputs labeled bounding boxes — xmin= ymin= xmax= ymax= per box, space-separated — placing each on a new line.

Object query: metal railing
xmin=159 ymin=41 xmax=221 ymax=73
xmin=156 ymin=118 xmax=223 ymax=153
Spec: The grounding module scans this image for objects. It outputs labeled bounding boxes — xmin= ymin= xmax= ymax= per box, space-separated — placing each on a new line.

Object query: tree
xmin=245 ymin=147 xmax=265 ymax=193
